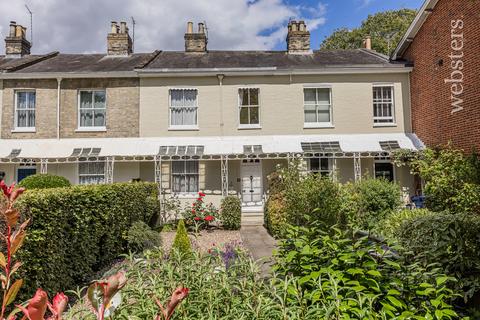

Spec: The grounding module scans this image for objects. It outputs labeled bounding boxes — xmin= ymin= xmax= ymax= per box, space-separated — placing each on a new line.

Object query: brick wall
xmin=1 ymin=78 xmax=139 ymax=139
xmin=404 ymin=0 xmax=480 ymax=152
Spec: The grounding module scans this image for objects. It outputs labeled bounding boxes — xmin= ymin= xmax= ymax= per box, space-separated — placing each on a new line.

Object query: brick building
xmin=392 ymin=0 xmax=480 ymax=152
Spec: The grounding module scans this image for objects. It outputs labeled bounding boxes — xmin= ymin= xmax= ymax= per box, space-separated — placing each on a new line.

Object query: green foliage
xmin=398 ymin=212 xmax=480 ymax=301
xmin=16 ymin=182 xmax=159 ymax=298
xmin=274 ymin=220 xmax=459 ymax=319
xmin=220 ymin=196 xmax=241 ymax=230
xmin=375 ymin=208 xmax=434 ymax=240
xmin=125 ymin=221 xmax=162 ymax=253
xmin=264 ymin=161 xmax=343 ymax=238
xmin=18 ymin=174 xmax=71 ymax=189
xmin=343 ymin=178 xmax=403 ymax=230
xmin=399 ymin=147 xmax=480 ymax=214
xmin=182 ymin=192 xmax=219 ymax=230
xmin=171 ymin=219 xmax=192 ymax=256
xmin=320 ymin=9 xmax=417 ymax=55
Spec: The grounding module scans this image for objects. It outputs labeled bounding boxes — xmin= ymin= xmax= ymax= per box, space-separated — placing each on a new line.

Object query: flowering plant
xmin=182 ymin=192 xmax=218 ymax=231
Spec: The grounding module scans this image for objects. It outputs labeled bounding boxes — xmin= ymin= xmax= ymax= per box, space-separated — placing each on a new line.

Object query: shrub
xmin=274 ymin=220 xmax=459 ymax=319
xmin=125 ymin=221 xmax=162 ymax=253
xmin=344 ymin=178 xmax=403 ymax=230
xmin=375 ymin=208 xmax=434 ymax=240
xmin=181 ymin=192 xmax=218 ymax=231
xmin=171 ymin=219 xmax=192 ymax=256
xmin=16 ymin=182 xmax=159 ymax=298
xmin=220 ymin=196 xmax=241 ymax=230
xmin=398 ymin=212 xmax=480 ymax=301
xmin=18 ymin=174 xmax=71 ymax=189
xmin=264 ymin=196 xmax=288 ymax=238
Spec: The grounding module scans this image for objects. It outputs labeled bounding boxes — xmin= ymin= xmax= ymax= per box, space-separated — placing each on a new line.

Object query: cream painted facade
xmin=139 ymin=73 xmax=411 ymax=137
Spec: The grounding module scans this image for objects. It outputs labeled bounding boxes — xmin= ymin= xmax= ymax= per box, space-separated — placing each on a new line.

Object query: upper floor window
xmin=172 ymin=160 xmax=199 ymax=193
xmin=373 ymin=85 xmax=395 ymax=124
xmin=15 ymin=91 xmax=36 ymax=130
xmin=170 ymin=89 xmax=198 ymax=129
xmin=79 ymin=161 xmax=105 ymax=185
xmin=239 ymin=88 xmax=260 ymax=127
xmin=79 ymin=90 xmax=106 ymax=129
xmin=304 ymin=88 xmax=332 ymax=127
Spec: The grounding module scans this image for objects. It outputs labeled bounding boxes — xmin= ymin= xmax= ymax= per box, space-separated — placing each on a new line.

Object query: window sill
xmin=11 ymin=128 xmax=36 ymax=133
xmin=75 ymin=127 xmax=107 ymax=132
xmin=373 ymin=123 xmax=397 ymax=128
xmin=238 ymin=125 xmax=262 ymax=130
xmin=304 ymin=123 xmax=335 ymax=129
xmin=168 ymin=126 xmax=199 ymax=131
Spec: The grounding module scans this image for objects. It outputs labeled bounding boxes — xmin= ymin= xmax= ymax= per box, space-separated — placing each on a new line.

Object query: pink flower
xmin=194 ymin=217 xmax=201 ymax=221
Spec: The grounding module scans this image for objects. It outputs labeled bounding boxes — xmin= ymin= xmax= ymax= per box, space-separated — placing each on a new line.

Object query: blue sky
xmin=279 ymin=0 xmax=424 ymax=50
xmin=0 ymin=0 xmax=425 ymax=54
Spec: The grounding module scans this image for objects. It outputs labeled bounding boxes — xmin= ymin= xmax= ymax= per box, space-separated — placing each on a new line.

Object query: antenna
xmin=25 ymin=4 xmax=33 ymax=46
xmin=131 ymin=16 xmax=136 ymax=51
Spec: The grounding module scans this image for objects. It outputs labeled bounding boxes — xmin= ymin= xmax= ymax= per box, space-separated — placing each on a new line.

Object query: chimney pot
xmin=107 ymin=20 xmax=132 ymax=55
xmin=363 ymin=36 xmax=372 ymax=50
xmin=187 ymin=21 xmax=193 ymax=33
xmin=287 ymin=20 xmax=310 ymax=54
xmin=184 ymin=20 xmax=208 ymax=52
xmin=5 ymin=22 xmax=31 ymax=57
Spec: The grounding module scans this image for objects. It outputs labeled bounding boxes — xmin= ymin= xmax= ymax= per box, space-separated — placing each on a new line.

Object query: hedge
xmin=17 ymin=182 xmax=159 ymax=298
xmin=18 ymin=174 xmax=71 ymax=189
xmin=220 ymin=196 xmax=241 ymax=230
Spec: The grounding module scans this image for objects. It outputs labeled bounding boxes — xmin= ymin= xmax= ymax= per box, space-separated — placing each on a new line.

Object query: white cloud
xmin=0 ymin=0 xmax=327 ymax=54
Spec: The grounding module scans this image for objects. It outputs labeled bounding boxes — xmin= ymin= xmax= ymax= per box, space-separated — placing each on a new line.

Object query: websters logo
xmin=445 ymin=19 xmax=464 ymax=114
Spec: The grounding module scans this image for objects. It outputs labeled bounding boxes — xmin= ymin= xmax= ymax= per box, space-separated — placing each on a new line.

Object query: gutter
xmin=0 ymin=71 xmax=138 ymax=80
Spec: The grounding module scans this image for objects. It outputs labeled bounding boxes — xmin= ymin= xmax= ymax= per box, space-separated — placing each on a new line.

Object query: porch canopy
xmin=0 ymin=133 xmax=424 ymax=163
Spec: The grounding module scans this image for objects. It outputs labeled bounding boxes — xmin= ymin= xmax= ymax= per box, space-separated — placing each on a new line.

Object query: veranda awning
xmin=0 ymin=133 xmax=424 ymax=163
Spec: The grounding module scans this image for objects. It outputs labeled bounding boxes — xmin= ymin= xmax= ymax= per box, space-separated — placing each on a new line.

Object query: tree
xmin=320 ymin=9 xmax=417 ymax=56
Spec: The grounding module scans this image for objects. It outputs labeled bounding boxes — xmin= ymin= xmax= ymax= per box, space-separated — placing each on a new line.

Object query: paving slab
xmin=240 ymin=226 xmax=277 ymax=277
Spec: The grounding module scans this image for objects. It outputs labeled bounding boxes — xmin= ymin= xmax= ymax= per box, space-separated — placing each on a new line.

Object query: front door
xmin=17 ymin=167 xmax=36 ymax=182
xmin=241 ymin=159 xmax=263 ymax=205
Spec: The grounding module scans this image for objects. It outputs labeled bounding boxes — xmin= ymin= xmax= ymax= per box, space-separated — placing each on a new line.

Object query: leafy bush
xmin=274 ymin=220 xmax=459 ymax=319
xmin=18 ymin=174 xmax=71 ymax=189
xmin=182 ymin=192 xmax=218 ymax=230
xmin=16 ymin=182 xmax=159 ymax=298
xmin=375 ymin=208 xmax=434 ymax=240
xmin=343 ymin=178 xmax=403 ymax=230
xmin=398 ymin=212 xmax=480 ymax=301
xmin=264 ymin=161 xmax=343 ymax=237
xmin=125 ymin=221 xmax=162 ymax=253
xmin=171 ymin=219 xmax=192 ymax=256
xmin=220 ymin=196 xmax=241 ymax=230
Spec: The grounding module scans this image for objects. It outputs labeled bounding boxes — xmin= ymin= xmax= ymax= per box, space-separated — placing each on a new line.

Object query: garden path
xmin=240 ymin=226 xmax=277 ymax=277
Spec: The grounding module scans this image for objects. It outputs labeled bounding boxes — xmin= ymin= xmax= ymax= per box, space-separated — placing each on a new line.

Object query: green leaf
xmin=386 ymin=295 xmax=404 ymax=308
xmin=436 ymin=276 xmax=449 ymax=286
xmin=367 ymin=270 xmax=381 ymax=277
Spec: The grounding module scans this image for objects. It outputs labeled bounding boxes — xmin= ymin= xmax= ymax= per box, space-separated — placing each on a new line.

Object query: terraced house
xmin=0 ymin=20 xmax=422 ymax=222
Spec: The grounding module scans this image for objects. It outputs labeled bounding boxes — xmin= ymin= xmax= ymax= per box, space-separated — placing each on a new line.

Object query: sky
xmin=0 ymin=0 xmax=424 ymax=55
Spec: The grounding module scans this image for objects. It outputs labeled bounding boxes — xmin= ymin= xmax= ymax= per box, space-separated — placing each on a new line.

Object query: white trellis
xmin=105 ymin=156 xmax=115 ymax=184
xmin=221 ymin=155 xmax=229 ymax=197
xmin=354 ymin=152 xmax=362 ymax=181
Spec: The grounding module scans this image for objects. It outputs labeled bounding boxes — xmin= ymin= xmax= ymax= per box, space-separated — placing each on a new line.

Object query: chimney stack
xmin=4 ymin=21 xmax=31 ymax=57
xmin=363 ymin=36 xmax=372 ymax=50
xmin=107 ymin=21 xmax=133 ymax=56
xmin=184 ymin=21 xmax=207 ymax=53
xmin=286 ymin=20 xmax=310 ymax=54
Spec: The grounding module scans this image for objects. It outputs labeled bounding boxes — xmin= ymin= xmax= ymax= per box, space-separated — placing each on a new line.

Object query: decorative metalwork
xmin=40 ymin=159 xmax=48 ymax=174
xmin=354 ymin=152 xmax=362 ymax=181
xmin=105 ymin=156 xmax=115 ymax=184
xmin=154 ymin=155 xmax=162 ymax=193
xmin=221 ymin=155 xmax=229 ymax=197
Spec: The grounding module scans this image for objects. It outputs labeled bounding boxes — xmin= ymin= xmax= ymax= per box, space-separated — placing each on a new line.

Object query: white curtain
xmin=171 ymin=89 xmax=197 ymax=126
xmin=16 ymin=92 xmax=35 ymax=128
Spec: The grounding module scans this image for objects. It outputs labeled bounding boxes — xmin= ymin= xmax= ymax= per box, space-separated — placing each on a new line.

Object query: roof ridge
xmin=3 ymin=51 xmax=59 ymax=72
xmin=135 ymin=50 xmax=162 ymax=69
xmin=357 ymin=48 xmax=390 ymax=62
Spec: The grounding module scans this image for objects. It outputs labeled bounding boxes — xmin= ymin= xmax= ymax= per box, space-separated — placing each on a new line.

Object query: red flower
xmin=194 ymin=217 xmax=201 ymax=221
xmin=198 ymin=192 xmax=206 ymax=197
xmin=204 ymin=215 xmax=215 ymax=222
xmin=191 ymin=209 xmax=196 ymax=214
xmin=197 ymin=197 xmax=203 ymax=202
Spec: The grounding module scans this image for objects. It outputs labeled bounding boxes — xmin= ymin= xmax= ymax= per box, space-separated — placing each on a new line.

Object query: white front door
xmin=241 ymin=159 xmax=263 ymax=205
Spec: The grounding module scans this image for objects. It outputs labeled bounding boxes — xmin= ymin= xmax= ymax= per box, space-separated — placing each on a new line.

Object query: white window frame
xmin=171 ymin=160 xmax=199 ymax=194
xmin=303 ymin=86 xmax=334 ymax=128
xmin=168 ymin=88 xmax=199 ymax=131
xmin=372 ymin=84 xmax=396 ymax=126
xmin=78 ymin=161 xmax=106 ymax=185
xmin=308 ymin=158 xmax=333 ymax=177
xmin=77 ymin=89 xmax=107 ymax=131
xmin=373 ymin=159 xmax=396 ymax=182
xmin=14 ymin=90 xmax=36 ymax=132
xmin=238 ymin=87 xmax=261 ymax=129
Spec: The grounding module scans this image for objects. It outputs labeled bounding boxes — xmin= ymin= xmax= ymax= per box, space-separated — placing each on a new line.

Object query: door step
xmin=241 ymin=215 xmax=264 ymax=226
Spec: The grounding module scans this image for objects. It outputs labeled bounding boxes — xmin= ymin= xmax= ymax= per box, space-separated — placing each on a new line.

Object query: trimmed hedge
xmin=398 ymin=212 xmax=480 ymax=301
xmin=18 ymin=174 xmax=71 ymax=189
xmin=17 ymin=182 xmax=159 ymax=298
xmin=220 ymin=196 xmax=241 ymax=230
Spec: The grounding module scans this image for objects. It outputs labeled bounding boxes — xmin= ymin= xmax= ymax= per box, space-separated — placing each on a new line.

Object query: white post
xmin=105 ymin=156 xmax=115 ymax=184
xmin=40 ymin=159 xmax=48 ymax=174
xmin=354 ymin=153 xmax=362 ymax=181
xmin=332 ymin=157 xmax=337 ymax=181
xmin=221 ymin=155 xmax=229 ymax=197
xmin=154 ymin=155 xmax=162 ymax=195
